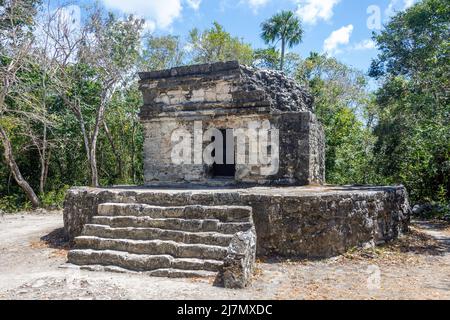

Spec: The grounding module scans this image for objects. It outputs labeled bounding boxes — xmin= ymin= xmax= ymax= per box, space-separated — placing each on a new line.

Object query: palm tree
xmin=261 ymin=11 xmax=303 ymax=71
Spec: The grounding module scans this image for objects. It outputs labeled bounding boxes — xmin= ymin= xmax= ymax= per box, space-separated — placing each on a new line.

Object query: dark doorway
xmin=212 ymin=129 xmax=235 ymax=178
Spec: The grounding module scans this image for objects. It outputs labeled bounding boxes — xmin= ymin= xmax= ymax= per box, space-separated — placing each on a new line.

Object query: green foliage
xmin=100 ymin=85 xmax=144 ymax=186
xmin=253 ymin=47 xmax=301 ymax=76
xmin=82 ymin=12 xmax=144 ymax=76
xmin=0 ymin=193 xmax=32 ymax=212
xmin=0 ymin=4 xmax=145 ymax=210
xmin=253 ymin=47 xmax=280 ymax=70
xmin=188 ymin=22 xmax=254 ymax=65
xmin=296 ymin=53 xmax=377 ymax=185
xmin=0 ymin=0 xmax=448 ymax=213
xmin=369 ymin=0 xmax=450 ymax=203
xmin=0 ymin=195 xmax=22 ymax=212
xmin=141 ymin=35 xmax=185 ymax=70
xmin=0 ymin=0 xmax=40 ymax=34
xmin=40 ymin=186 xmax=69 ymax=209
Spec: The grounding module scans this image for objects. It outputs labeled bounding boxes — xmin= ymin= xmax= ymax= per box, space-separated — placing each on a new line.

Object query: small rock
xmin=412 ymin=203 xmax=433 ymax=216
xmin=412 ymin=205 xmax=422 ymax=215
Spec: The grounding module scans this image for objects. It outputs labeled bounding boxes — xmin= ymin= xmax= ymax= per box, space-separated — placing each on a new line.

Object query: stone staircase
xmin=67 ymin=203 xmax=257 ymax=288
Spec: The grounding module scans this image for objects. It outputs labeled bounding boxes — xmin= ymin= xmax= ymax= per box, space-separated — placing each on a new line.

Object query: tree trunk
xmin=103 ymin=120 xmax=123 ymax=179
xmin=75 ymin=109 xmax=92 ymax=166
xmin=89 ymin=100 xmax=108 ymax=187
xmin=39 ymin=124 xmax=48 ymax=194
xmin=43 ymin=148 xmax=51 ymax=193
xmin=89 ymin=85 xmax=117 ymax=187
xmin=69 ymin=100 xmax=94 ymax=186
xmin=89 ymin=144 xmax=99 ymax=187
xmin=280 ymin=37 xmax=286 ymax=71
xmin=131 ymin=120 xmax=136 ymax=184
xmin=0 ymin=125 xmax=41 ymax=208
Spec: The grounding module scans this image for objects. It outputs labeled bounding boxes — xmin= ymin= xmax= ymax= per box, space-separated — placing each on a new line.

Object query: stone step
xmin=98 ymin=203 xmax=252 ymax=223
xmin=82 ymin=224 xmax=233 ymax=247
xmin=68 ymin=249 xmax=223 ymax=272
xmin=76 ymin=264 xmax=217 ymax=278
xmin=91 ymin=216 xmax=253 ymax=234
xmin=66 ymin=202 xmax=255 ymax=287
xmin=147 ymin=268 xmax=217 ymax=278
xmin=75 ymin=236 xmax=228 ymax=260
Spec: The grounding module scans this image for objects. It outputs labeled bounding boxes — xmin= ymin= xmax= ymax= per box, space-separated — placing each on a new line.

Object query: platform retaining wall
xmin=64 ymin=186 xmax=411 ymax=258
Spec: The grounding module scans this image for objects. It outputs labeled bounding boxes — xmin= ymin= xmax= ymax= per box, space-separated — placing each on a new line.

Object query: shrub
xmin=40 ymin=185 xmax=70 ymax=209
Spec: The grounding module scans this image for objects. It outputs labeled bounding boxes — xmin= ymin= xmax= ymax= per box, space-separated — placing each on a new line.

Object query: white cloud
xmin=295 ymin=0 xmax=341 ymax=25
xmin=323 ymin=24 xmax=353 ymax=55
xmin=403 ymin=0 xmax=416 ymax=8
xmin=243 ymin=0 xmax=270 ymax=13
xmin=353 ymin=39 xmax=376 ymax=51
xmin=186 ymin=0 xmax=202 ymax=10
xmin=142 ymin=21 xmax=156 ymax=33
xmin=102 ymin=0 xmax=182 ymax=29
xmin=56 ymin=5 xmax=82 ymax=28
xmin=385 ymin=0 xmax=417 ymax=17
xmin=218 ymin=0 xmax=269 ymax=14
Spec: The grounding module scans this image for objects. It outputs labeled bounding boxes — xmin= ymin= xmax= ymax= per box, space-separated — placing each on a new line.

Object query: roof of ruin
xmin=138 ymin=61 xmax=314 ymax=115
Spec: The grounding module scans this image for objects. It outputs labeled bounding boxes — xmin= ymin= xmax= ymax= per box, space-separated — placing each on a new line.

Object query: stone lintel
xmin=138 ymin=61 xmax=241 ymax=81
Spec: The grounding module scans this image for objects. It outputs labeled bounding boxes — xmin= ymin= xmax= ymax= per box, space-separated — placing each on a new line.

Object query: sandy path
xmin=1 ymin=213 xmax=449 ymax=300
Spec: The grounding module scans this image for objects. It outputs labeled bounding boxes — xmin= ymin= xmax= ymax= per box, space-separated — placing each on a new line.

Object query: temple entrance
xmin=212 ymin=129 xmax=235 ymax=178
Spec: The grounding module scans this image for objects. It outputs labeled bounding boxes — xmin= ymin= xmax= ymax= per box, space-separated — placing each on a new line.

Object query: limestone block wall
xmin=309 ymin=115 xmax=326 ymax=184
xmin=142 ymin=111 xmax=325 ymax=186
xmin=273 ymin=112 xmax=325 ymax=185
xmin=143 ymin=119 xmax=207 ymax=183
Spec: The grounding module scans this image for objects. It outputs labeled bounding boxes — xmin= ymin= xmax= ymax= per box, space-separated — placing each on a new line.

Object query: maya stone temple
xmin=63 ymin=61 xmax=411 ymax=289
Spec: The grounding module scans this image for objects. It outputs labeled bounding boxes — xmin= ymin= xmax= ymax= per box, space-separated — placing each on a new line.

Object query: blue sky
xmin=59 ymin=0 xmax=419 ymax=73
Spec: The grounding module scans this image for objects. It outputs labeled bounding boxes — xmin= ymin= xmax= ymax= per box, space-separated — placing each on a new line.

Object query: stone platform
xmin=64 ymin=185 xmax=411 ymax=259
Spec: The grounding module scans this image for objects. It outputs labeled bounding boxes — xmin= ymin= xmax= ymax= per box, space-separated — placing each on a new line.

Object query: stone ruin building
xmin=63 ymin=61 xmax=411 ymax=289
xmin=139 ymin=60 xmax=325 ymax=186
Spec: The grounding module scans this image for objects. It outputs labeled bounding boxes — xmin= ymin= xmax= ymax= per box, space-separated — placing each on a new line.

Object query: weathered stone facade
xmin=138 ymin=61 xmax=325 ymax=186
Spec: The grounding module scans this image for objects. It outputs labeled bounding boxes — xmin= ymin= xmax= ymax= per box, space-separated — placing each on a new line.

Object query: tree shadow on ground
xmin=383 ymin=228 xmax=449 ymax=256
xmin=414 ymin=220 xmax=450 ymax=231
xmin=40 ymin=228 xmax=70 ymax=250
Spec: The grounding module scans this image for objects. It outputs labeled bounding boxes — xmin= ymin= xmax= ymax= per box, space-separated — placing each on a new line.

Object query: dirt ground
xmin=1 ymin=211 xmax=449 ymax=300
